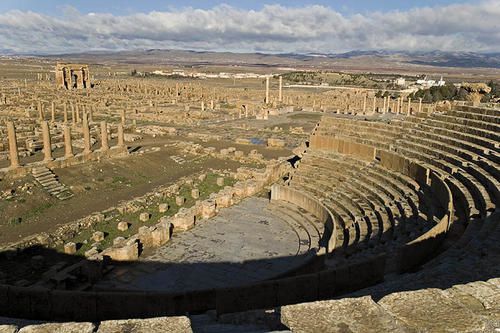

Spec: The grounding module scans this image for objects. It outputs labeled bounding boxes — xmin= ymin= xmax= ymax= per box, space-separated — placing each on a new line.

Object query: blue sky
xmin=0 ymin=0 xmax=472 ymax=16
xmin=0 ymin=1 xmax=497 ymax=54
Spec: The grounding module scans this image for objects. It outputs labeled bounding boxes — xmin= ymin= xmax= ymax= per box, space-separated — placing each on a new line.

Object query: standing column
xmin=41 ymin=121 xmax=53 ymax=162
xmin=82 ymin=112 xmax=91 ymax=155
xmin=418 ymin=98 xmax=422 ymax=113
xmin=64 ymin=126 xmax=73 ymax=158
xmin=372 ymin=97 xmax=376 ymax=113
xmin=38 ymin=101 xmax=44 ymax=120
xmin=63 ymin=103 xmax=68 ymax=123
xmin=407 ymin=97 xmax=412 ymax=115
xmin=121 ymin=109 xmax=126 ymax=125
xmin=382 ymin=97 xmax=386 ymax=114
xmin=117 ymin=123 xmax=125 ymax=148
xmin=76 ymin=104 xmax=81 ymax=123
xmin=100 ymin=121 xmax=109 ymax=151
xmin=210 ymin=100 xmax=214 ymax=109
xmin=201 ymin=101 xmax=205 ymax=112
xmin=265 ymin=76 xmax=270 ymax=104
xmin=7 ymin=121 xmax=20 ymax=168
xmin=362 ymin=95 xmax=367 ymax=113
xmin=51 ymin=102 xmax=55 ymax=123
xmin=278 ymin=76 xmax=283 ymax=103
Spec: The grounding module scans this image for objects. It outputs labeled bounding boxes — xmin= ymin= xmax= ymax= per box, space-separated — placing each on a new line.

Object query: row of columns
xmin=370 ymin=96 xmax=422 ymax=115
xmin=37 ymin=101 xmax=94 ymax=124
xmin=5 ymin=118 xmax=125 ymax=169
xmin=265 ymin=76 xmax=283 ymax=105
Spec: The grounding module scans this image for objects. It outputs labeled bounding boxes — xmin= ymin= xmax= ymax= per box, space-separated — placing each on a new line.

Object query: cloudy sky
xmin=0 ymin=0 xmax=498 ymax=54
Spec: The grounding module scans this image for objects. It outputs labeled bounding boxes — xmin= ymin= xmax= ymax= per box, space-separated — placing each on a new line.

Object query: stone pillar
xmin=38 ymin=101 xmax=44 ymax=120
xmin=51 ymin=102 xmax=55 ymax=122
xmin=362 ymin=95 xmax=367 ymax=113
xmin=100 ymin=121 xmax=109 ymax=151
xmin=6 ymin=121 xmax=20 ymax=168
xmin=121 ymin=109 xmax=126 ymax=126
xmin=372 ymin=97 xmax=376 ymax=113
xmin=382 ymin=97 xmax=387 ymax=114
xmin=418 ymin=98 xmax=422 ymax=113
xmin=71 ymin=103 xmax=76 ymax=125
xmin=76 ymin=104 xmax=81 ymax=123
xmin=278 ymin=76 xmax=283 ymax=102
xmin=82 ymin=113 xmax=92 ymax=155
xmin=117 ymin=123 xmax=125 ymax=148
xmin=265 ymin=76 xmax=270 ymax=104
xmin=64 ymin=126 xmax=73 ymax=158
xmin=41 ymin=121 xmax=53 ymax=162
xmin=63 ymin=103 xmax=68 ymax=123
xmin=407 ymin=97 xmax=412 ymax=115
xmin=201 ymin=101 xmax=205 ymax=112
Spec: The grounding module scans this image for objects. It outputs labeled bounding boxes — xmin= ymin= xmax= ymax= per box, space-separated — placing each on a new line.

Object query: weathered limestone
xmin=117 ymin=123 xmax=125 ymax=147
xmin=171 ymin=208 xmax=195 ymax=231
xmin=191 ymin=188 xmax=200 ymax=199
xmin=97 ymin=316 xmax=192 ymax=333
xmin=176 ymin=196 xmax=185 ymax=206
xmin=216 ymin=177 xmax=225 ymax=186
xmin=278 ymin=76 xmax=283 ymax=102
xmin=407 ymin=97 xmax=412 ymax=115
xmin=63 ymin=126 xmax=74 ymax=158
xmin=418 ymin=97 xmax=423 ymax=113
xmin=372 ymin=96 xmax=376 ymax=113
xmin=201 ymin=199 xmax=217 ymax=219
xmin=19 ymin=322 xmax=95 ymax=333
xmin=6 ymin=121 xmax=20 ymax=168
xmin=117 ymin=221 xmax=129 ymax=231
xmin=50 ymin=101 xmax=55 ymax=122
xmin=265 ymin=76 xmax=270 ymax=104
xmin=82 ymin=113 xmax=92 ymax=155
xmin=100 ymin=121 xmax=109 ymax=151
xmin=159 ymin=203 xmax=169 ymax=213
xmin=55 ymin=63 xmax=90 ymax=89
xmin=64 ymin=242 xmax=77 ymax=255
xmin=139 ymin=212 xmax=150 ymax=222
xmin=92 ymin=231 xmax=105 ymax=242
xmin=41 ymin=121 xmax=53 ymax=162
xmin=63 ymin=102 xmax=68 ymax=123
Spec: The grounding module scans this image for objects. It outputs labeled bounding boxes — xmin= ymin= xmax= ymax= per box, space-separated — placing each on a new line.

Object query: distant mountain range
xmin=4 ymin=49 xmax=500 ymax=70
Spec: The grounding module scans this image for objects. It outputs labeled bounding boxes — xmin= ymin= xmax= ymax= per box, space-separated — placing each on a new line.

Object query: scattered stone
xmin=63 ymin=242 xmax=77 ymax=255
xmin=117 ymin=221 xmax=129 ymax=231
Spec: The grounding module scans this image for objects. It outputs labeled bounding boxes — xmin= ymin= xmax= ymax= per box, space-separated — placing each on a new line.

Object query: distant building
xmin=395 ymin=77 xmax=406 ymax=86
xmin=415 ymin=76 xmax=445 ymax=88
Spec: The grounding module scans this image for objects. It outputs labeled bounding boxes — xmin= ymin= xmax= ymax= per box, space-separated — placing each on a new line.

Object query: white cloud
xmin=0 ymin=2 xmax=499 ymax=54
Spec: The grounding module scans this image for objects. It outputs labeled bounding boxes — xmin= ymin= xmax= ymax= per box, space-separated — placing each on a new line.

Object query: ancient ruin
xmin=0 ymin=42 xmax=499 ymax=333
xmin=55 ymin=63 xmax=90 ymax=89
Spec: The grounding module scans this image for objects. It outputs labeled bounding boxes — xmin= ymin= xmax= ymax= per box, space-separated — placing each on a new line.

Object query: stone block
xmin=159 ymin=203 xmax=169 ymax=213
xmin=176 ymin=196 xmax=185 ymax=206
xmin=191 ymin=188 xmax=200 ymax=199
xmin=64 ymin=242 xmax=77 ymax=255
xmin=216 ymin=177 xmax=225 ymax=186
xmin=198 ymin=173 xmax=207 ymax=182
xmin=92 ymin=231 xmax=104 ymax=242
xmin=215 ymin=192 xmax=233 ymax=208
xmin=117 ymin=221 xmax=129 ymax=231
xmin=151 ymin=224 xmax=171 ymax=247
xmin=201 ymin=199 xmax=217 ymax=219
xmin=139 ymin=212 xmax=150 ymax=222
xmin=18 ymin=322 xmax=95 ymax=333
xmin=171 ymin=209 xmax=195 ymax=231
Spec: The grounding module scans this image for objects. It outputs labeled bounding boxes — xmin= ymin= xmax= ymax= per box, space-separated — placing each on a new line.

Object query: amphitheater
xmin=0 ymin=68 xmax=499 ymax=332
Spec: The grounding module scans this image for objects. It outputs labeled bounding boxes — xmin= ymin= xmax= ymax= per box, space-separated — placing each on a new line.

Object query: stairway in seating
xmin=32 ymin=166 xmax=74 ymax=200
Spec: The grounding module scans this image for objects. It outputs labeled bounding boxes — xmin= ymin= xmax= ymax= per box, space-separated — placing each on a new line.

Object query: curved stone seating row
xmin=288 ymin=150 xmax=439 ymax=268
xmin=268 ymin=200 xmax=322 ymax=255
